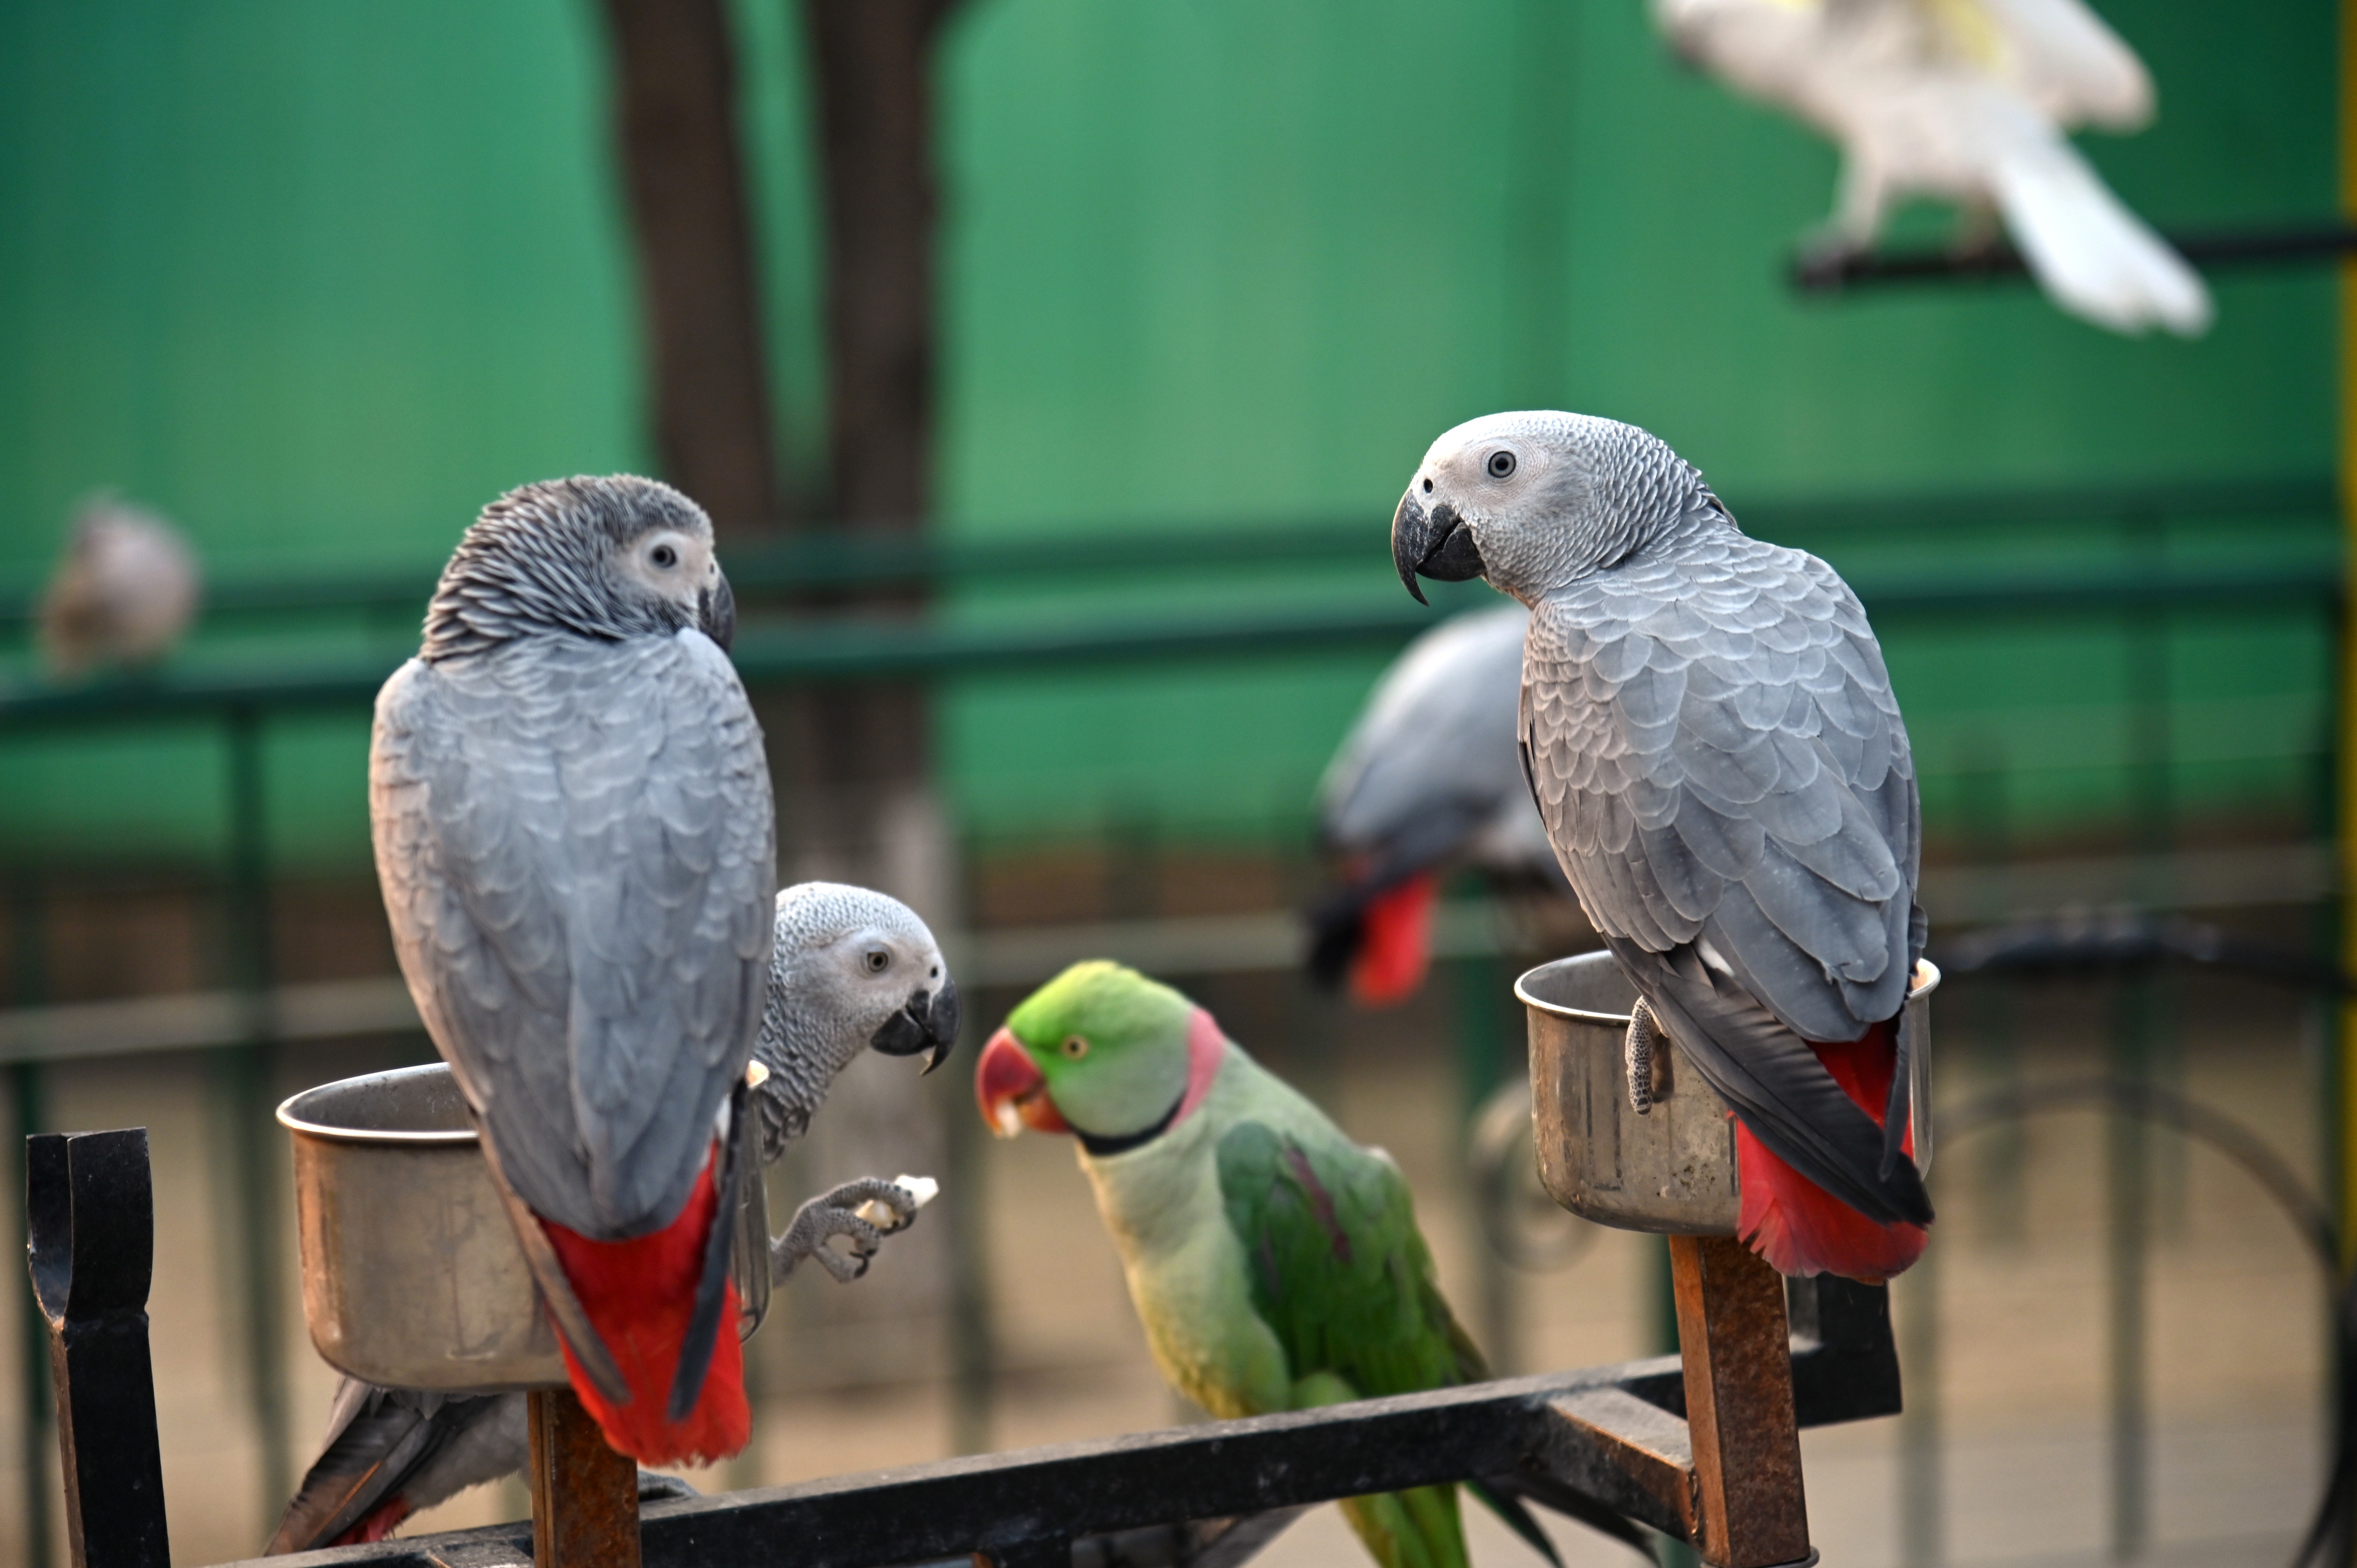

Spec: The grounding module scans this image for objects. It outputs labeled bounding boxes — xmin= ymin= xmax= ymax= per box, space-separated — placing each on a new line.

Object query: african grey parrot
xmin=1656 ymin=0 xmax=2209 ymax=337
xmin=1307 ymin=602 xmax=1568 ymax=1005
xmin=1392 ymin=412 xmax=1931 ymax=1282
xmin=268 ymin=883 xmax=960 ymax=1552
xmin=370 ymin=475 xmax=775 ymax=1465
xmin=37 ymin=496 xmax=200 ymax=678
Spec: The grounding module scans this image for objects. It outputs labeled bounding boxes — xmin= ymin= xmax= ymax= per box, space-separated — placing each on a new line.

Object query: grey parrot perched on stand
xmin=370 ymin=475 xmax=776 ymax=1466
xmin=267 ymin=882 xmax=960 ymax=1552
xmin=1391 ymin=412 xmax=1931 ymax=1282
xmin=1306 ymin=602 xmax=1569 ymax=1006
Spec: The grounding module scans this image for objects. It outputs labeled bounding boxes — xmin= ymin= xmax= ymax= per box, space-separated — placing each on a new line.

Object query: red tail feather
xmin=540 ymin=1152 xmax=750 ymax=1466
xmin=1350 ymin=872 xmax=1439 ymax=1007
xmin=1735 ymin=1020 xmax=1927 ymax=1284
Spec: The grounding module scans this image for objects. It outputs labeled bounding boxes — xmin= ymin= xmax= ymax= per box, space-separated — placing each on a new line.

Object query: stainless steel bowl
xmin=280 ymin=1062 xmax=770 ymax=1393
xmin=1516 ymin=952 xmax=1939 ymax=1235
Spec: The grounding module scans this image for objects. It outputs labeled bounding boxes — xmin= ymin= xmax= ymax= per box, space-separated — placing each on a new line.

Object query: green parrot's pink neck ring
xmin=1073 ymin=1007 xmax=1226 ymax=1159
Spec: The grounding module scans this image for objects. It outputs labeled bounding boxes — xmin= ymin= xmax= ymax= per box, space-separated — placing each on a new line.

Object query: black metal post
xmin=11 ymin=871 xmax=55 ymax=1568
xmin=26 ymin=1128 xmax=169 ymax=1568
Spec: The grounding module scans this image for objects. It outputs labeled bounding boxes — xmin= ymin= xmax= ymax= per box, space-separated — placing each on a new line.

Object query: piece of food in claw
xmin=854 ymin=1175 xmax=938 ymax=1231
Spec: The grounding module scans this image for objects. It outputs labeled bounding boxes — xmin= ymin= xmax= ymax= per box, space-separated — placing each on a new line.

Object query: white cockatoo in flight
xmin=1654 ymin=0 xmax=2212 ymax=337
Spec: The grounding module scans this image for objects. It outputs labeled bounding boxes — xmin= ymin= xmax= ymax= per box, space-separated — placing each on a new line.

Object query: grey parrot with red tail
xmin=1392 ymin=412 xmax=1931 ymax=1281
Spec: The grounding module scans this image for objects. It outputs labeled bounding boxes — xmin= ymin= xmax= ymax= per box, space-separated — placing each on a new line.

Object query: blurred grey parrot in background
xmin=37 ymin=495 xmax=201 ymax=678
xmin=267 ymin=882 xmax=960 ymax=1552
xmin=1655 ymin=0 xmax=2210 ymax=337
xmin=1392 ymin=411 xmax=1931 ymax=1283
xmin=1305 ymin=603 xmax=1569 ymax=1006
xmin=370 ymin=475 xmax=774 ymax=1467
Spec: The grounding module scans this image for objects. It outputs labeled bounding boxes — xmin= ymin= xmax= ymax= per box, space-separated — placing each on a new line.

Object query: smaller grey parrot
xmin=37 ymin=496 xmax=201 ymax=678
xmin=1306 ymin=602 xmax=1569 ymax=1005
xmin=266 ymin=883 xmax=958 ymax=1553
xmin=1392 ymin=411 xmax=1930 ymax=1283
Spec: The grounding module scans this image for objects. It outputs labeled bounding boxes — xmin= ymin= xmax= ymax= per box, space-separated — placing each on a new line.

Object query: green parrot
xmin=974 ymin=960 xmax=1563 ymax=1568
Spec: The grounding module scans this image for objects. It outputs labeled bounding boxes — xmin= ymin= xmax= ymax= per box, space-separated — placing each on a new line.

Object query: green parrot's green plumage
xmin=978 ymin=961 xmax=1559 ymax=1568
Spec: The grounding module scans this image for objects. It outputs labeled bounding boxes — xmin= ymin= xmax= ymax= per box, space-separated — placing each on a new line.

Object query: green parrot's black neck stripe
xmin=1076 ymin=1089 xmax=1187 ymax=1158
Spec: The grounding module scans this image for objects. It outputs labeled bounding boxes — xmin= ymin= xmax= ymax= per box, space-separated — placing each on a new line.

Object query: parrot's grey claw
xmin=1625 ymin=1001 xmax=1660 ymax=1115
xmin=772 ymin=1178 xmax=918 ymax=1285
xmin=636 ymin=1469 xmax=700 ymax=1503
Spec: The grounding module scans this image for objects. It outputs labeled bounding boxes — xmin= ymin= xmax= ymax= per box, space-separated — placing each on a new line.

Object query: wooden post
xmin=527 ymin=1389 xmax=641 ymax=1568
xmin=26 ymin=1128 xmax=169 ymax=1568
xmin=1669 ymin=1235 xmax=1811 ymax=1568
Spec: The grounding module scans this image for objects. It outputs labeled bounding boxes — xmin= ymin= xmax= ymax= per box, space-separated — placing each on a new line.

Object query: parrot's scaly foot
xmin=636 ymin=1469 xmax=700 ymax=1503
xmin=773 ymin=1178 xmax=923 ymax=1285
xmin=1626 ymin=1001 xmax=1661 ymax=1115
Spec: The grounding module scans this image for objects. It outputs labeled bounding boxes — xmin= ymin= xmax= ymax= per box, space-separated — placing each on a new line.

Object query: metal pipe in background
xmin=2109 ymin=514 xmax=2173 ymax=1564
xmin=1896 ymin=1245 xmax=1942 ymax=1568
xmin=216 ymin=704 xmax=290 ymax=1530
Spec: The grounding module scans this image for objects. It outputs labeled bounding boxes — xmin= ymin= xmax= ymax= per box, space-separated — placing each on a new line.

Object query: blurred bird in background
xmin=1306 ymin=604 xmax=1571 ymax=1007
xmin=37 ymin=495 xmax=201 ymax=678
xmin=1653 ymin=0 xmax=2212 ymax=337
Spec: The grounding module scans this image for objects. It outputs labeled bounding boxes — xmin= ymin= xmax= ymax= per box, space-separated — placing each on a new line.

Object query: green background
xmin=0 ymin=0 xmax=2338 ymax=869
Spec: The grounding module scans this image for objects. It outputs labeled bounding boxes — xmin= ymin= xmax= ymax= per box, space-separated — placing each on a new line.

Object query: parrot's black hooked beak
xmin=700 ymin=566 xmax=737 ymax=653
xmin=872 ymin=977 xmax=961 ymax=1074
xmin=1391 ymin=489 xmax=1485 ymax=606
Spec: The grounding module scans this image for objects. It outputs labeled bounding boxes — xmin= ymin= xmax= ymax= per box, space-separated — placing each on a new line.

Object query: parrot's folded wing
xmin=1214 ymin=1121 xmax=1469 ymax=1403
xmin=266 ymin=1382 xmax=515 ymax=1554
xmin=371 ymin=634 xmax=776 ymax=1239
xmin=1523 ymin=539 xmax=1917 ymax=1038
xmin=1521 ymin=532 xmax=1933 ymax=1227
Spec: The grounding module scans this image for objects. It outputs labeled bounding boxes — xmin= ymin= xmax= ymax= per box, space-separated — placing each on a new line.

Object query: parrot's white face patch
xmin=616 ymin=527 xmax=718 ymax=613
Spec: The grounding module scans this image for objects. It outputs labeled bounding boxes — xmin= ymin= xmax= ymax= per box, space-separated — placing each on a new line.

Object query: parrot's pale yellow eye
xmin=1062 ymin=1036 xmax=1089 ymax=1059
xmin=650 ymin=542 xmax=678 ymax=569
xmin=864 ymin=948 xmax=891 ymax=973
xmin=1486 ymin=450 xmax=1516 ymax=479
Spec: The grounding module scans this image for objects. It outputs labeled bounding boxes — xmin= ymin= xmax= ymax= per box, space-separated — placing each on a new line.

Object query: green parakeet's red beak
xmin=976 ymin=1027 xmax=1069 ymax=1137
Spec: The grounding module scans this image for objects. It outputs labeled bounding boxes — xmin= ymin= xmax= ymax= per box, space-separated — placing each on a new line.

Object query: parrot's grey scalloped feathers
xmin=372 ymin=473 xmax=776 ymax=1242
xmin=1401 ymin=412 xmax=1933 ymax=1265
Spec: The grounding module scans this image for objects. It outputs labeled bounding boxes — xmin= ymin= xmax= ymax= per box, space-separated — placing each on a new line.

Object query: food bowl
xmin=1516 ymin=952 xmax=1938 ymax=1235
xmin=279 ymin=1061 xmax=769 ymax=1392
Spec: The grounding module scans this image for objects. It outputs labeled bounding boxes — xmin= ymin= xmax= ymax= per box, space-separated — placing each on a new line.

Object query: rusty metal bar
xmin=26 ymin=1127 xmax=170 ymax=1568
xmin=1669 ymin=1236 xmax=1811 ymax=1568
xmin=526 ymin=1389 xmax=640 ymax=1568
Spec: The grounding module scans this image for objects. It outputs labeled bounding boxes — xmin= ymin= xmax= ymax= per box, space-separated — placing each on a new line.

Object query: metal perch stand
xmin=1518 ymin=950 xmax=1938 ymax=1566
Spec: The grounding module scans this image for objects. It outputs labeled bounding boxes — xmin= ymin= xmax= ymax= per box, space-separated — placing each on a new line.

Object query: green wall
xmin=0 ymin=0 xmax=2339 ymax=870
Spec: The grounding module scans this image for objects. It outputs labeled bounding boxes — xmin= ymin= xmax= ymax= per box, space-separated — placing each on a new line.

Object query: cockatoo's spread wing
xmin=1521 ymin=524 xmax=1931 ymax=1226
xmin=1319 ymin=603 xmax=1532 ymax=871
xmin=372 ymin=630 xmax=774 ymax=1238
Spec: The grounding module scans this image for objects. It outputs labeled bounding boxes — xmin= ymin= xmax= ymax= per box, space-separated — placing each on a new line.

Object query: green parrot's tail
xmin=1466 ymin=1480 xmax=1564 ymax=1567
xmin=1338 ymin=1486 xmax=1469 ymax=1568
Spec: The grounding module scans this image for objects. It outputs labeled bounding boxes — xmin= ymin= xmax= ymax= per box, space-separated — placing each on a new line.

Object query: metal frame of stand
xmin=26 ymin=1124 xmax=1901 ymax=1568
